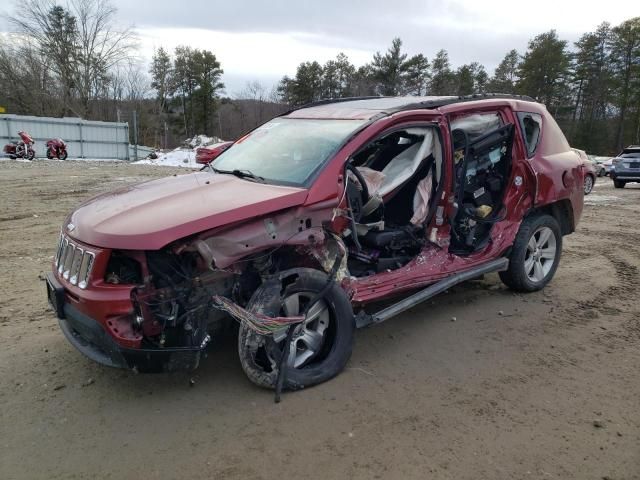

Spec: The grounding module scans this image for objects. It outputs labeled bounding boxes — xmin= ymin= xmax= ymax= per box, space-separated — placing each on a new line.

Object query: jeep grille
xmin=54 ymin=233 xmax=95 ymax=289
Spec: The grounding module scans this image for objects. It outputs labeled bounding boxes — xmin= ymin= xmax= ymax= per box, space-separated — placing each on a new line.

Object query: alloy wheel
xmin=275 ymin=291 xmax=331 ymax=368
xmin=524 ymin=226 xmax=557 ymax=283
xmin=584 ymin=176 xmax=593 ymax=194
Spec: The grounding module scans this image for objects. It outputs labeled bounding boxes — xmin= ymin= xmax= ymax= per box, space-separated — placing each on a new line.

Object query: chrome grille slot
xmin=78 ymin=252 xmax=94 ymax=289
xmin=54 ymin=235 xmax=65 ymax=267
xmin=62 ymin=243 xmax=75 ymax=279
xmin=54 ymin=233 xmax=96 ymax=289
xmin=58 ymin=237 xmax=69 ymax=274
xmin=69 ymin=247 xmax=83 ymax=285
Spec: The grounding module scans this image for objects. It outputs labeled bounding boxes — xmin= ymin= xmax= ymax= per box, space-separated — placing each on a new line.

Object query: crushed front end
xmin=47 ymin=231 xmax=237 ymax=372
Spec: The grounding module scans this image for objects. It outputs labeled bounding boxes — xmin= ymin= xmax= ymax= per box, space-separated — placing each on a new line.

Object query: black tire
xmin=27 ymin=149 xmax=35 ymax=160
xmin=238 ymin=269 xmax=354 ymax=390
xmin=59 ymin=150 xmax=68 ymax=160
xmin=499 ymin=214 xmax=562 ymax=292
xmin=46 ymin=148 xmax=53 ymax=159
xmin=613 ymin=179 xmax=625 ymax=189
xmin=584 ymin=174 xmax=595 ymax=195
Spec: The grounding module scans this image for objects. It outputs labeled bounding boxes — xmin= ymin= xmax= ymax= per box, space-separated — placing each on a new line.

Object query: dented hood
xmin=67 ymin=172 xmax=308 ymax=249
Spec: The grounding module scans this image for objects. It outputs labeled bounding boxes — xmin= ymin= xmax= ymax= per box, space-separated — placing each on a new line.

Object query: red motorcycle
xmin=46 ymin=138 xmax=68 ymax=160
xmin=3 ymin=131 xmax=36 ymax=160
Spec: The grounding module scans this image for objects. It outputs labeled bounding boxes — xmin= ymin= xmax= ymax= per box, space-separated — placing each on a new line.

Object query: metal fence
xmin=1 ymin=114 xmax=130 ymax=160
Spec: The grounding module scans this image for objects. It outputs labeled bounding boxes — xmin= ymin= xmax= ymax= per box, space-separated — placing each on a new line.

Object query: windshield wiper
xmin=211 ymin=167 xmax=265 ymax=183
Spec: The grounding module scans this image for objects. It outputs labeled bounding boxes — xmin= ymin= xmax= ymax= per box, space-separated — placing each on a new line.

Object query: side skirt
xmin=355 ymin=257 xmax=509 ymax=328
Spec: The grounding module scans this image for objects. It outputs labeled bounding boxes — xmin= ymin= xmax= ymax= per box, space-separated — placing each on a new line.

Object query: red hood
xmin=67 ymin=172 xmax=308 ymax=249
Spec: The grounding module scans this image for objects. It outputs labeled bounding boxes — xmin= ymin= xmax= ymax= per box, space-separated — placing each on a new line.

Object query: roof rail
xmin=394 ymin=93 xmax=537 ymax=113
xmin=280 ymin=96 xmax=386 ymax=116
xmin=279 ymin=92 xmax=539 ymax=117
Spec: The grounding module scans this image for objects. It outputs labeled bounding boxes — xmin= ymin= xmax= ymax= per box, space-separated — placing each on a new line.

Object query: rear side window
xmin=517 ymin=112 xmax=542 ymax=158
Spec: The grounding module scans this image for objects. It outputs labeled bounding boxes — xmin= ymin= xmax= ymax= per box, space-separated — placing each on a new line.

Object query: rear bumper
xmin=611 ymin=172 xmax=640 ymax=181
xmin=48 ymin=273 xmax=207 ymax=372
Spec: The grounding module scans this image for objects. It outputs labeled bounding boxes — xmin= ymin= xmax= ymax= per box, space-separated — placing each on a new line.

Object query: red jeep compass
xmin=47 ymin=94 xmax=584 ymax=391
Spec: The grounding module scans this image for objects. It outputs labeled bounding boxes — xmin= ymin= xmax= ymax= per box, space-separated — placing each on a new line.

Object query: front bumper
xmin=47 ymin=273 xmax=207 ymax=372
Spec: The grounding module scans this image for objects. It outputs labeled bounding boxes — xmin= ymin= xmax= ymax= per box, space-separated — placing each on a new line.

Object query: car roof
xmin=284 ymin=93 xmax=539 ymax=120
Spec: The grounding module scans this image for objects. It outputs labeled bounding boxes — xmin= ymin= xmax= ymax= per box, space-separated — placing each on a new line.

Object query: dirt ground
xmin=0 ymin=160 xmax=639 ymax=480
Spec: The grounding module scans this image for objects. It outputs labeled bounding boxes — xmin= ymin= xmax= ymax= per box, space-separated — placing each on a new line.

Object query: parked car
xmin=573 ymin=148 xmax=597 ymax=194
xmin=602 ymin=157 xmax=615 ymax=176
xmin=588 ymin=155 xmax=606 ymax=177
xmin=610 ymin=146 xmax=640 ymax=188
xmin=195 ymin=141 xmax=233 ymax=165
xmin=46 ymin=94 xmax=584 ymax=391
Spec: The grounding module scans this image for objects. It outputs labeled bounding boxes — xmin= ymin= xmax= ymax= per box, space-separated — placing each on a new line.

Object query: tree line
xmin=278 ymin=20 xmax=640 ymax=154
xmin=0 ymin=0 xmax=638 ymax=155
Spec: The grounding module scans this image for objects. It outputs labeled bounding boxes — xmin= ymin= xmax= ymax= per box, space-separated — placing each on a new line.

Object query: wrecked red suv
xmin=47 ymin=95 xmax=583 ymax=390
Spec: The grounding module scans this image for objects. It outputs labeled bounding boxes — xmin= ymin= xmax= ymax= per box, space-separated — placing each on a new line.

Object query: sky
xmin=2 ymin=0 xmax=639 ymax=94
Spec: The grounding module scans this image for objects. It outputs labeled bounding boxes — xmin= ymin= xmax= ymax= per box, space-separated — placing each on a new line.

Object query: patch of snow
xmin=134 ymin=147 xmax=198 ymax=168
xmin=584 ymin=194 xmax=621 ymax=205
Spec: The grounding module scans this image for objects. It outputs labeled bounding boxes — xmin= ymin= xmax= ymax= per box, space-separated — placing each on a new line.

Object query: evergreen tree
xmin=429 ymin=49 xmax=455 ymax=95
xmin=570 ymin=23 xmax=613 ymax=150
xmin=370 ymin=38 xmax=408 ymax=95
xmin=193 ymin=49 xmax=224 ymax=135
xmin=488 ymin=49 xmax=519 ymax=93
xmin=403 ymin=54 xmax=430 ymax=95
xmin=609 ymin=17 xmax=640 ymax=149
xmin=516 ymin=30 xmax=571 ymax=112
xmin=455 ymin=62 xmax=487 ymax=95
xmin=150 ymin=47 xmax=172 ymax=113
xmin=322 ymin=53 xmax=356 ymax=98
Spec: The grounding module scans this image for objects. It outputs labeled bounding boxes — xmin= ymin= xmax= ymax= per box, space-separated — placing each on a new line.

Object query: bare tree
xmin=8 ymin=0 xmax=137 ymax=118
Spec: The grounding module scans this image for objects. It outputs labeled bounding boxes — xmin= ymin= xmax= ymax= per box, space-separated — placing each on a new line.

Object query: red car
xmin=195 ymin=141 xmax=233 ymax=165
xmin=47 ymin=94 xmax=583 ymax=391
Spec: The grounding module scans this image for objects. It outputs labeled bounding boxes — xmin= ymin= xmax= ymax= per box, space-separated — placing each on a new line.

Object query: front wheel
xmin=613 ymin=179 xmax=625 ymax=189
xmin=499 ymin=214 xmax=562 ymax=292
xmin=46 ymin=148 xmax=53 ymax=159
xmin=27 ymin=149 xmax=35 ymax=160
xmin=584 ymin=175 xmax=594 ymax=195
xmin=59 ymin=150 xmax=68 ymax=160
xmin=238 ymin=269 xmax=354 ymax=390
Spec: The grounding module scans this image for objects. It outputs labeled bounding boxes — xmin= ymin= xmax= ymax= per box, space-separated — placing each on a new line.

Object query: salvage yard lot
xmin=1 ymin=160 xmax=639 ymax=480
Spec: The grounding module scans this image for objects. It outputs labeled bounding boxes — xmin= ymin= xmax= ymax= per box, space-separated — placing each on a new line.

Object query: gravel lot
xmin=1 ymin=160 xmax=639 ymax=480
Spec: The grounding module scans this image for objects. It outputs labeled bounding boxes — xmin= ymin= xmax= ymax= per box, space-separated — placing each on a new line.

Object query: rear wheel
xmin=584 ymin=175 xmax=594 ymax=195
xmin=500 ymin=214 xmax=562 ymax=292
xmin=613 ymin=179 xmax=626 ymax=189
xmin=238 ymin=269 xmax=354 ymax=390
xmin=59 ymin=150 xmax=67 ymax=160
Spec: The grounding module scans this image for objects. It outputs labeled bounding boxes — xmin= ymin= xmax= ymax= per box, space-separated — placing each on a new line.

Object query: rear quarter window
xmin=517 ymin=112 xmax=542 ymax=158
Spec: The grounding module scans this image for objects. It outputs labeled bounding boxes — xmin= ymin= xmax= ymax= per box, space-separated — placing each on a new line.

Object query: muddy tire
xmin=613 ymin=179 xmax=625 ymax=189
xmin=238 ymin=269 xmax=354 ymax=390
xmin=499 ymin=214 xmax=562 ymax=292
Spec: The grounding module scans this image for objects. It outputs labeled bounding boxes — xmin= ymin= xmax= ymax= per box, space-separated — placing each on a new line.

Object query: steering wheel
xmin=345 ymin=163 xmax=370 ymax=206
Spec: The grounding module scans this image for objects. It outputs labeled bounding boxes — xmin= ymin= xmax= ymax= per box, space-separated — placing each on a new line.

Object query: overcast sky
xmin=3 ymin=0 xmax=639 ymax=94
